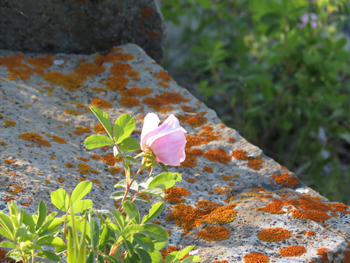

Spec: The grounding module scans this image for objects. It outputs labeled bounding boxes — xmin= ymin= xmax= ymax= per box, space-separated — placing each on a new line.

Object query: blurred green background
xmin=160 ymin=0 xmax=350 ymax=204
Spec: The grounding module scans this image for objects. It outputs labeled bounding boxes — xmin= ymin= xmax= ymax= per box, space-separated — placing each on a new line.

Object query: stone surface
xmin=0 ymin=0 xmax=166 ymax=63
xmin=1 ymin=44 xmax=350 ymax=262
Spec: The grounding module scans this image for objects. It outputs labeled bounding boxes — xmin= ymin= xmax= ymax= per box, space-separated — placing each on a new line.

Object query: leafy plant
xmin=0 ymin=108 xmax=201 ymax=262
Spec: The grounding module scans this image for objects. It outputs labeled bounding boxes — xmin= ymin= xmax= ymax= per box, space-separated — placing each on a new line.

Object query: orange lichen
xmin=3 ymin=196 xmax=14 ymax=202
xmin=232 ymin=149 xmax=249 ymax=160
xmin=26 ymin=55 xmax=53 ymax=69
xmin=215 ymin=187 xmax=230 ymax=195
xmin=203 ymin=166 xmax=213 ymax=173
xmin=0 ymin=54 xmax=34 ymax=80
xmin=157 ymin=81 xmax=170 ymax=88
xmin=204 ymin=148 xmax=231 ymax=164
xmin=243 ymin=252 xmax=269 ymax=263
xmin=119 ymin=96 xmax=140 ymax=107
xmin=141 ymin=8 xmax=153 ymax=18
xmin=94 ymin=54 xmax=105 ymax=66
xmin=317 ymin=248 xmax=329 ymax=262
xmin=19 ymin=132 xmax=42 ymax=142
xmin=0 ymin=141 xmax=7 ymax=146
xmin=108 ymin=167 xmax=121 ymax=175
xmin=52 ymin=135 xmax=66 ymax=144
xmin=221 ymin=175 xmax=232 ymax=181
xmin=292 ymin=209 xmax=330 ymax=222
xmin=139 ymin=193 xmax=150 ymax=201
xmin=91 ymin=97 xmax=112 ymax=109
xmin=91 ymin=179 xmax=101 ymax=184
xmin=120 ymin=87 xmax=153 ymax=97
xmin=142 ymin=92 xmax=190 ymax=111
xmin=76 ymin=157 xmax=89 ymax=162
xmin=160 ymin=246 xmax=179 ymax=262
xmin=257 ymin=228 xmax=291 ymax=242
xmin=105 ymin=76 xmax=129 ymax=91
xmin=228 ymin=138 xmax=235 ymax=143
xmin=166 ymin=201 xmax=236 ymax=233
xmin=4 ymin=160 xmax=15 ymax=165
xmin=280 ymin=246 xmax=306 ymax=257
xmin=273 ymin=173 xmax=298 ymax=188
xmin=213 ymin=261 xmax=229 ymax=263
xmin=8 ymin=185 xmax=24 ymax=195
xmin=247 ymin=157 xmax=263 ymax=170
xmin=73 ymin=131 xmax=84 ymax=136
xmin=74 ymin=62 xmax=105 ymax=76
xmin=37 ymin=139 xmax=51 ymax=147
xmin=101 ymin=153 xmax=120 ymax=166
xmin=90 ymin=154 xmax=101 ymax=161
xmin=305 ymin=230 xmax=315 ymax=236
xmin=93 ymin=123 xmax=107 ymax=134
xmin=76 ymin=126 xmax=92 ymax=133
xmin=4 ymin=120 xmax=16 ymax=127
xmin=65 ymin=162 xmax=75 ymax=168
xmin=64 ymin=109 xmax=82 ymax=115
xmin=164 ymin=187 xmax=191 ymax=204
xmin=57 ymin=176 xmax=65 ymax=183
xmin=196 ymin=226 xmax=231 ymax=242
xmin=187 ymin=178 xmax=196 ymax=184
xmin=177 ymin=115 xmax=207 ymax=127
xmin=154 ymin=70 xmax=172 ymax=82
xmin=77 ymin=163 xmax=99 ymax=175
xmin=186 ymin=126 xmax=223 ymax=148
xmin=42 ymin=72 xmax=85 ymax=92
xmin=181 ymin=148 xmax=203 ymax=168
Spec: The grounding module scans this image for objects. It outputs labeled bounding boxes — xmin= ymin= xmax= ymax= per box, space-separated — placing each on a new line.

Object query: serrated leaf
xmin=36 ymin=236 xmax=65 ymax=247
xmin=71 ymin=181 xmax=92 ymax=206
xmin=158 ymin=162 xmax=168 ymax=172
xmin=35 ymin=251 xmax=60 ymax=261
xmin=142 ymin=202 xmax=164 ymax=224
xmin=123 ymin=201 xmax=140 ymax=224
xmin=110 ymin=191 xmax=131 ymax=201
xmin=165 ymin=253 xmax=177 ymax=263
xmin=149 ymin=250 xmax=163 ymax=263
xmin=37 ymin=218 xmax=62 ymax=237
xmin=36 ymin=200 xmax=47 ymax=230
xmin=114 ymin=179 xmax=139 ymax=192
xmin=0 ymin=212 xmax=14 ymax=240
xmin=135 ymin=248 xmax=152 ymax=263
xmin=116 ymin=225 xmax=143 ymax=243
xmin=51 ymin=188 xmax=69 ymax=211
xmin=175 ymin=246 xmax=194 ymax=260
xmin=113 ymin=210 xmax=125 ymax=231
xmin=139 ymin=188 xmax=165 ymax=198
xmin=113 ymin=114 xmax=135 ymax=143
xmin=125 ymin=155 xmax=140 ymax=165
xmin=6 ymin=249 xmax=22 ymax=262
xmin=89 ymin=215 xmax=99 ymax=251
xmin=148 ymin=173 xmax=182 ymax=189
xmin=103 ymin=255 xmax=119 ymax=263
xmin=0 ymin=241 xmax=16 ymax=248
xmin=90 ymin=106 xmax=112 ymax=137
xmin=134 ymin=195 xmax=151 ymax=204
xmin=71 ymin=200 xmax=93 ymax=213
xmin=0 ymin=228 xmax=13 ymax=241
xmin=120 ymin=137 xmax=141 ymax=152
xmin=98 ymin=224 xmax=111 ymax=251
xmin=84 ymin=135 xmax=114 ymax=149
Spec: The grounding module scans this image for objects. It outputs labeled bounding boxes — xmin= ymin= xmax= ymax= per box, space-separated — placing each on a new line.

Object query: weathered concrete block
xmin=1 ymin=44 xmax=350 ymax=262
xmin=0 ymin=0 xmax=166 ymax=62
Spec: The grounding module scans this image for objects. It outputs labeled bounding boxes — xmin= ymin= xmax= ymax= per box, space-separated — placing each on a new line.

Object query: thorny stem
xmin=109 ymin=233 xmax=133 ymax=257
xmin=119 ymin=169 xmax=142 ymax=211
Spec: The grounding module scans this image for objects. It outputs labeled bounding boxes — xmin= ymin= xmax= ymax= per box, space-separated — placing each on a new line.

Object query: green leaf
xmin=133 ymin=233 xmax=155 ymax=252
xmin=261 ymin=13 xmax=281 ymax=24
xmin=125 ymin=155 xmax=140 ymax=165
xmin=71 ymin=200 xmax=93 ymax=213
xmin=123 ymin=201 xmax=140 ymax=225
xmin=110 ymin=191 xmax=131 ymax=201
xmin=37 ymin=218 xmax=62 ymax=236
xmin=158 ymin=162 xmax=168 ymax=172
xmin=149 ymin=250 xmax=163 ymax=263
xmin=148 ymin=172 xmax=182 ymax=189
xmin=20 ymin=210 xmax=35 ymax=233
xmin=139 ymin=188 xmax=165 ymax=198
xmin=35 ymin=251 xmax=60 ymax=262
xmin=51 ymin=188 xmax=69 ymax=211
xmin=117 ymin=225 xmax=143 ymax=243
xmin=0 ymin=241 xmax=16 ymax=249
xmin=114 ymin=179 xmax=139 ymax=192
xmin=113 ymin=114 xmax=135 ymax=143
xmin=113 ymin=210 xmax=125 ymax=230
xmin=0 ymin=212 xmax=14 ymax=240
xmin=165 ymin=253 xmax=177 ymax=263
xmin=87 ymin=251 xmax=95 ymax=263
xmin=84 ymin=135 xmax=114 ymax=149
xmin=98 ymin=224 xmax=111 ymax=251
xmin=36 ymin=236 xmax=65 ymax=247
xmin=71 ymin=181 xmax=92 ymax=206
xmin=142 ymin=202 xmax=164 ymax=224
xmin=102 ymin=255 xmax=119 ymax=263
xmin=36 ymin=200 xmax=47 ymax=230
xmin=182 ymin=256 xmax=201 ymax=262
xmin=335 ymin=37 xmax=347 ymax=50
xmin=175 ymin=246 xmax=194 ymax=260
xmin=120 ymin=137 xmax=141 ymax=152
xmin=90 ymin=106 xmax=112 ymax=137
xmin=141 ymin=224 xmax=168 ymax=242
xmin=89 ymin=216 xmax=99 ymax=251
xmin=0 ymin=227 xmax=14 ymax=241
xmin=6 ymin=249 xmax=23 ymax=262
xmin=135 ymin=248 xmax=152 ymax=263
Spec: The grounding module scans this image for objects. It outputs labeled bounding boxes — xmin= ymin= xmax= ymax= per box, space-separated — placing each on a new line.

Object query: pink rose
xmin=141 ymin=113 xmax=187 ymax=166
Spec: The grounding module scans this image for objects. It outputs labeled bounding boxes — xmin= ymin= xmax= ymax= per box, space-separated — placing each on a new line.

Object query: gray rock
xmin=1 ymin=44 xmax=350 ymax=262
xmin=0 ymin=0 xmax=166 ymax=62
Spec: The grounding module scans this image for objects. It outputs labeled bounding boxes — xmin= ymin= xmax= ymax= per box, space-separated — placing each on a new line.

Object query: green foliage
xmin=162 ymin=0 xmax=350 ymax=204
xmin=0 ymin=107 xmax=201 ymax=263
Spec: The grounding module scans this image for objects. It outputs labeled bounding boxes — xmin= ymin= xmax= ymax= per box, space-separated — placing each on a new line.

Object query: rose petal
xmin=141 ymin=113 xmax=160 ymax=150
xmin=150 ymin=131 xmax=186 ymax=166
xmin=142 ymin=114 xmax=186 ymax=149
